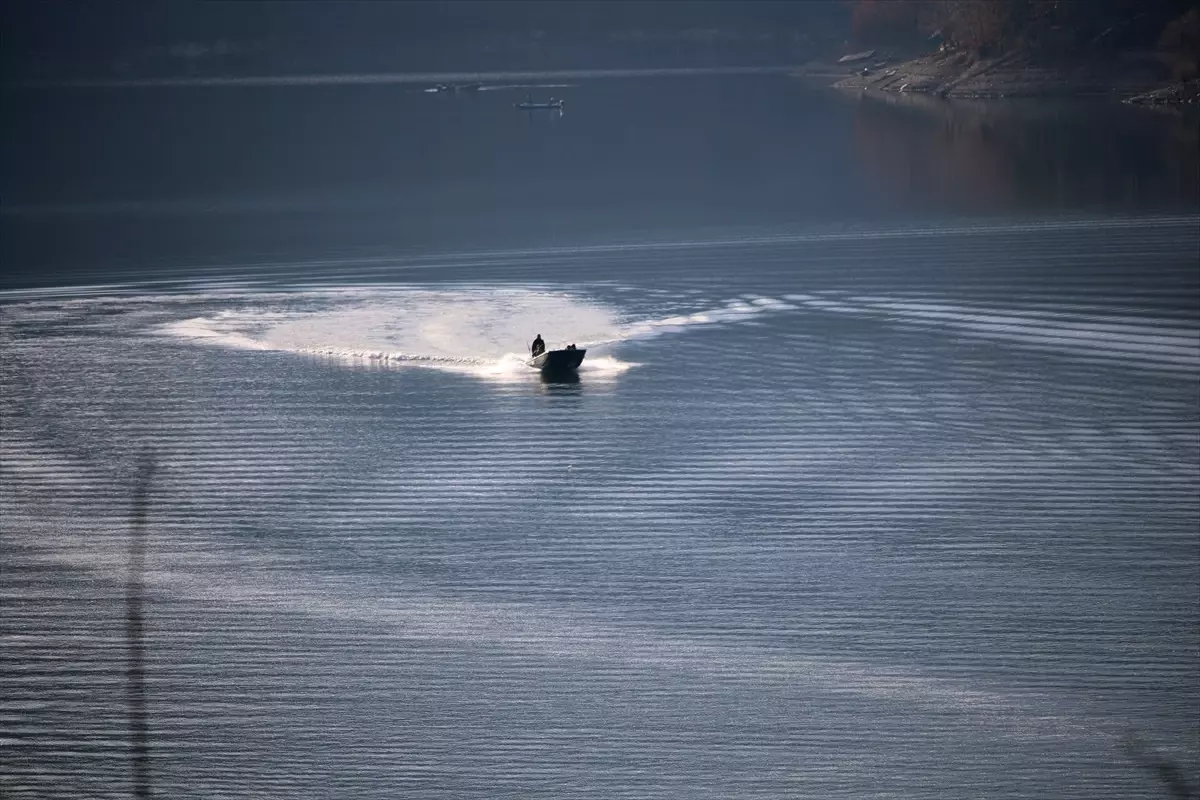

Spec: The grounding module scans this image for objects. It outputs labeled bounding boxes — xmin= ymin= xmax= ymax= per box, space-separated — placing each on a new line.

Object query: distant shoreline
xmin=818 ymin=50 xmax=1199 ymax=106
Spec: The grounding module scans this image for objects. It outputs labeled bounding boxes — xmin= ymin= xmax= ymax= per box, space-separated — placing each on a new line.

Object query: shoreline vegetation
xmin=796 ymin=50 xmax=1200 ymax=105
xmin=820 ymin=1 xmax=1200 ymax=106
xmin=812 ymin=48 xmax=1199 ymax=105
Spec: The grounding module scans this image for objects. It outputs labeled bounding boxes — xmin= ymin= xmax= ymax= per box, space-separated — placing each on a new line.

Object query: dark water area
xmin=1 ymin=74 xmax=1196 ymax=286
xmin=1 ymin=74 xmax=1198 ymax=798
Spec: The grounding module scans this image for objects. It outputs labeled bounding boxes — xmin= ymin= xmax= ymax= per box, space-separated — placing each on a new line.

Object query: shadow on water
xmin=126 ymin=452 xmax=154 ymax=799
xmin=539 ymin=369 xmax=581 ymax=386
xmin=1122 ymin=734 xmax=1200 ymax=800
xmin=537 ymin=369 xmax=584 ymax=397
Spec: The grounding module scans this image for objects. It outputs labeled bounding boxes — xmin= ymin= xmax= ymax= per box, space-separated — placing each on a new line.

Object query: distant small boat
xmin=515 ymin=97 xmax=564 ymax=110
xmin=529 ymin=347 xmax=585 ymax=372
xmin=430 ymin=82 xmax=484 ymax=93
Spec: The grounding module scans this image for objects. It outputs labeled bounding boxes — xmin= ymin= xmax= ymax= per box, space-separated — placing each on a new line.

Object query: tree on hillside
xmin=848 ymin=0 xmax=923 ymax=46
xmin=917 ymin=0 xmax=1069 ymax=55
xmin=1159 ymin=7 xmax=1200 ymax=80
xmin=847 ymin=0 xmax=1199 ymax=58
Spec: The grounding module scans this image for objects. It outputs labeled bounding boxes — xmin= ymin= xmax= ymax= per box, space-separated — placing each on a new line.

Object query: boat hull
xmin=529 ymin=348 xmax=586 ymax=372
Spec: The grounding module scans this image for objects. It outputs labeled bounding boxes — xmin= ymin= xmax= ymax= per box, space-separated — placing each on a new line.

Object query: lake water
xmin=2 ymin=73 xmax=1198 ymax=798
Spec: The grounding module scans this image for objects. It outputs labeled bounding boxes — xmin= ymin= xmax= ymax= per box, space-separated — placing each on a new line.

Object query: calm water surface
xmin=2 ymin=75 xmax=1198 ymax=798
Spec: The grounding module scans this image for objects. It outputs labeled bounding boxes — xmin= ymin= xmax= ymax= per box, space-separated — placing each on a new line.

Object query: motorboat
xmin=528 ymin=347 xmax=586 ymax=373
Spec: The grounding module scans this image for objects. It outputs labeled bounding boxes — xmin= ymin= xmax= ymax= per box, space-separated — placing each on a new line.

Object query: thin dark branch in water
xmin=126 ymin=453 xmax=155 ymax=799
xmin=1123 ymin=733 xmax=1200 ymax=800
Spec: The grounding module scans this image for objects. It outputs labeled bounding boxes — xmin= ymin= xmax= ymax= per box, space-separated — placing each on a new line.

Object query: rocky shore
xmin=1126 ymin=80 xmax=1200 ymax=105
xmin=817 ymin=48 xmax=1195 ymax=105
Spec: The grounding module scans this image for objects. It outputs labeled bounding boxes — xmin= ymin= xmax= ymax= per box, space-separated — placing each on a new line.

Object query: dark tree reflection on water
xmin=851 ymin=92 xmax=1200 ymax=214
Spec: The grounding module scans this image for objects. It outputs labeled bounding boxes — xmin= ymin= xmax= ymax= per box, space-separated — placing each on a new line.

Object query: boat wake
xmin=152 ymin=287 xmax=816 ymax=381
xmin=7 ymin=280 xmax=1193 ymax=382
xmin=156 ymin=286 xmax=645 ymax=382
xmin=477 ymin=83 xmax=574 ymax=92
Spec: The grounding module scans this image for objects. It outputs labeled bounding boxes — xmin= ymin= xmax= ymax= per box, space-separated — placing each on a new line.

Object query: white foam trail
xmin=149 ymin=286 xmax=640 ymax=382
xmin=616 ymin=295 xmax=797 ymax=341
xmin=142 ymin=287 xmax=803 ymax=380
xmin=159 ymin=316 xmax=275 ymax=351
xmin=478 ymin=83 xmax=574 ymax=92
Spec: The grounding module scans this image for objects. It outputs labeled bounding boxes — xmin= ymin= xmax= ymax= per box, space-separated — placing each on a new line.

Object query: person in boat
xmin=531 ymin=334 xmax=545 ymax=357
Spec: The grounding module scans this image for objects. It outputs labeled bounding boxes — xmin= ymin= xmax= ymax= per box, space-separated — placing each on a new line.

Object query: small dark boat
xmin=515 ymin=97 xmax=564 ymax=110
xmin=430 ymin=82 xmax=483 ymax=93
xmin=529 ymin=347 xmax=586 ymax=373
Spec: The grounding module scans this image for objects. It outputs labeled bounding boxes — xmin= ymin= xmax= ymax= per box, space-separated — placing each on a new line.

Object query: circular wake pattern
xmin=151 ymin=286 xmax=815 ymax=382
xmin=8 ymin=281 xmax=1195 ymax=382
xmin=157 ymin=286 xmax=640 ymax=381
